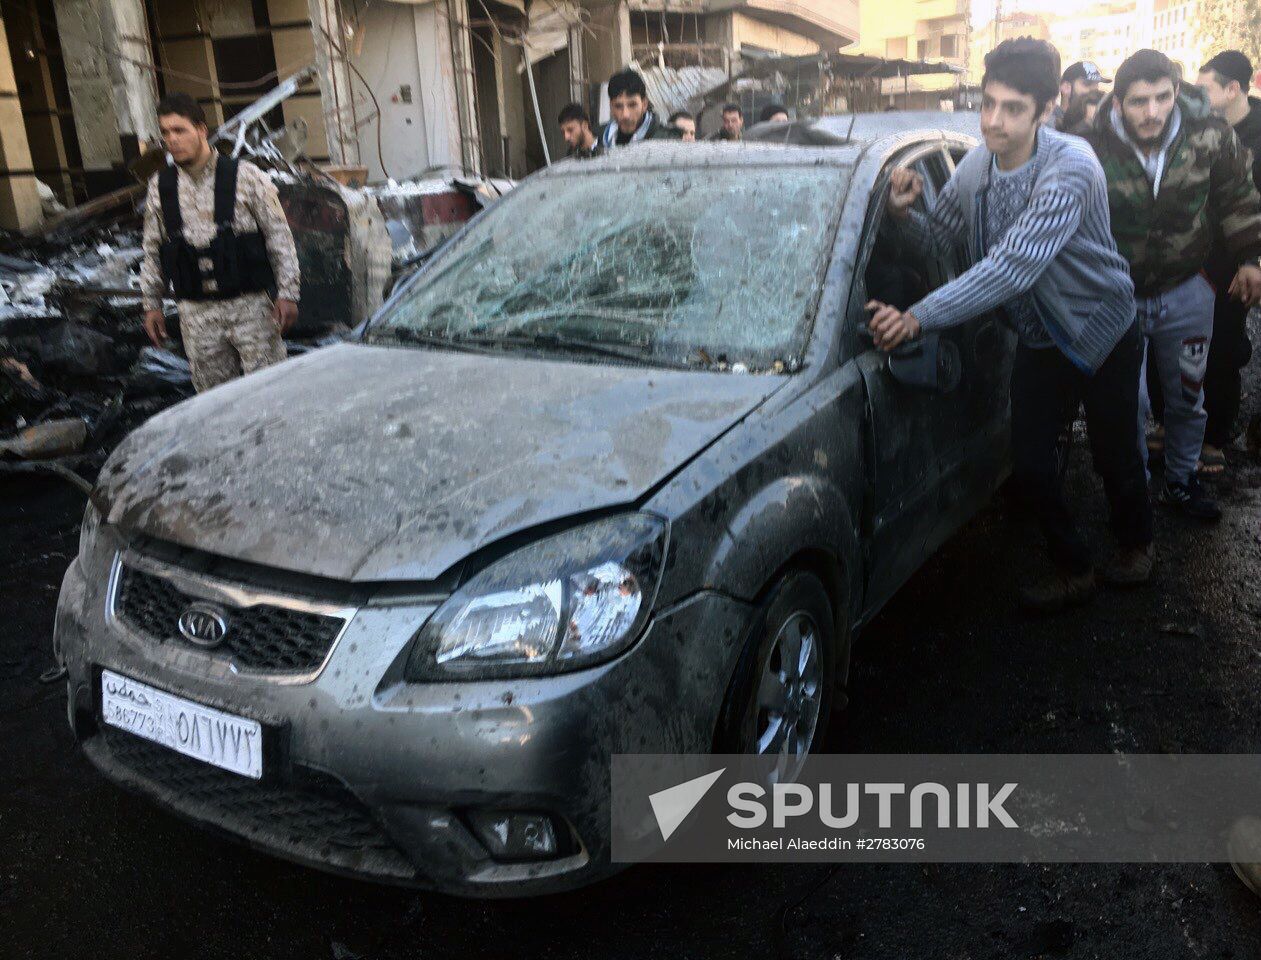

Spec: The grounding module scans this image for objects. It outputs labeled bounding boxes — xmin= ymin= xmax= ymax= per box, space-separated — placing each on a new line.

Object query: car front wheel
xmin=716 ymin=569 xmax=839 ymax=783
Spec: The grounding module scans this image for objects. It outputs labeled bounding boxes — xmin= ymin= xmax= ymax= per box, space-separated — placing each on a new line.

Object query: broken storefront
xmin=0 ymin=75 xmax=504 ymax=480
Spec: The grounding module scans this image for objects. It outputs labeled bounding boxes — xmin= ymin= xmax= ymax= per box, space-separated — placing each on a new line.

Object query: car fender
xmin=701 ymin=472 xmax=860 ymax=627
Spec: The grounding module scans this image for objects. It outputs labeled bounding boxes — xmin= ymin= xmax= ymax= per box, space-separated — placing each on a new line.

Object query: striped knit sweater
xmin=900 ymin=125 xmax=1135 ymax=374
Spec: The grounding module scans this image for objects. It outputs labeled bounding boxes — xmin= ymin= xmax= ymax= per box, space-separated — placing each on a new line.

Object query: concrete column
xmin=414 ymin=0 xmax=475 ymax=174
xmin=307 ymin=0 xmax=361 ymax=165
xmin=53 ymin=0 xmax=124 ymax=171
xmin=493 ymin=30 xmax=529 ymax=178
xmin=102 ymin=0 xmax=159 ymax=149
xmin=583 ymin=0 xmax=631 ymax=97
xmin=268 ymin=0 xmax=327 ymax=162
xmin=568 ymin=23 xmax=585 ymax=100
xmin=0 ymin=14 xmax=42 ymax=230
xmin=440 ymin=0 xmax=483 ymax=175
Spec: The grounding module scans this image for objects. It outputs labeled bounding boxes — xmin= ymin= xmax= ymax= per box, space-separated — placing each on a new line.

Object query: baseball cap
xmin=1061 ymin=61 xmax=1110 ymax=85
xmin=1201 ymin=50 xmax=1254 ymax=89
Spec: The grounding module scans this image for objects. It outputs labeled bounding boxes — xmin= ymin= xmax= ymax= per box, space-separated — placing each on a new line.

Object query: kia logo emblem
xmin=177 ymin=602 xmax=229 ymax=648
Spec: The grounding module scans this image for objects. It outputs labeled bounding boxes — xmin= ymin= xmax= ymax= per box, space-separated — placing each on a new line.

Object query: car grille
xmin=115 ymin=564 xmax=345 ymax=673
xmin=88 ymin=726 xmax=416 ymax=882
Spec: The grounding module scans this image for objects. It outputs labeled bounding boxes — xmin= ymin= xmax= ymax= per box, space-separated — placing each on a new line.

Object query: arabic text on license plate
xmin=100 ymin=670 xmax=263 ymax=779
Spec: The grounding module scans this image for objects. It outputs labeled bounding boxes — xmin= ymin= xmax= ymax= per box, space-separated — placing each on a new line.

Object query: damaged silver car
xmin=56 ymin=123 xmax=1015 ymax=895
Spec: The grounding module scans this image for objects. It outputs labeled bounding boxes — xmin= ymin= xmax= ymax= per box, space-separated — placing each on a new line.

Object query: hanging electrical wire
xmin=316 ymin=23 xmax=392 ymax=181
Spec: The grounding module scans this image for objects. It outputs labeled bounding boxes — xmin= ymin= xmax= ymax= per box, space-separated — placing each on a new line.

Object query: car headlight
xmin=79 ymin=500 xmax=102 ymax=558
xmin=404 ymin=514 xmax=668 ymax=681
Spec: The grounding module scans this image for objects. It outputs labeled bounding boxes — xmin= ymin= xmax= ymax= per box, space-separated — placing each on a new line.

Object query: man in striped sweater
xmin=868 ymin=38 xmax=1153 ymax=614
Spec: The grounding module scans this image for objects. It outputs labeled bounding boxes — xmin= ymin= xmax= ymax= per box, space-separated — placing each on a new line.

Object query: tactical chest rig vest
xmin=158 ymin=156 xmax=276 ymax=301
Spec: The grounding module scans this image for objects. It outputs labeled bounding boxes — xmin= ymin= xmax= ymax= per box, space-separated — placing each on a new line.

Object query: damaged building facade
xmin=0 ymin=0 xmax=859 ymax=231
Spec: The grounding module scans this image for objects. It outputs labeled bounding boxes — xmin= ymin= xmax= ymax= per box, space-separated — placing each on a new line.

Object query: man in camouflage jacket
xmin=140 ymin=93 xmax=300 ymax=393
xmin=1085 ymin=50 xmax=1261 ymax=521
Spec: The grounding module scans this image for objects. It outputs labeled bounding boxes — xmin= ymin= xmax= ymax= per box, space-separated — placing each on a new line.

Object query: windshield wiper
xmin=369 ymin=327 xmax=500 ymax=355
xmin=455 ymin=330 xmax=687 ymax=369
xmin=373 ymin=326 xmax=691 ymax=370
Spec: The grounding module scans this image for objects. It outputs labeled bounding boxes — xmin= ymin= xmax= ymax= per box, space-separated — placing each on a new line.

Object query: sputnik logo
xmin=648 ymin=768 xmax=726 ymax=841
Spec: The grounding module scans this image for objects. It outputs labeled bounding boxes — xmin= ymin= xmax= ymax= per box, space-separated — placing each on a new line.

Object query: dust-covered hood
xmin=97 ymin=343 xmax=782 ymax=582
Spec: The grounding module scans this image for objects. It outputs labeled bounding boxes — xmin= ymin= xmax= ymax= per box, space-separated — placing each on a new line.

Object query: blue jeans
xmin=1136 ymin=274 xmax=1217 ymax=486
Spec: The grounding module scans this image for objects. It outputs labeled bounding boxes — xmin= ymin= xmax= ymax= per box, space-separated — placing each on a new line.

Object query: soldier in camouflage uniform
xmin=140 ymin=93 xmax=300 ymax=393
xmin=1085 ymin=50 xmax=1261 ymax=521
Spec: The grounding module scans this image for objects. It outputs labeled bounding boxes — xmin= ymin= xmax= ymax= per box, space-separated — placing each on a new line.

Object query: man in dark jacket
xmin=1085 ymin=50 xmax=1261 ymax=521
xmin=1196 ymin=51 xmax=1261 ymax=470
xmin=595 ymin=69 xmax=681 ymax=151
xmin=557 ymin=102 xmax=597 ymax=159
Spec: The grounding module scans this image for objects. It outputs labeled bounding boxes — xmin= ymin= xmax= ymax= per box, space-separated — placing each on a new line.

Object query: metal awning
xmin=699 ymin=50 xmax=962 ymax=107
xmin=639 ymin=64 xmax=731 ymax=118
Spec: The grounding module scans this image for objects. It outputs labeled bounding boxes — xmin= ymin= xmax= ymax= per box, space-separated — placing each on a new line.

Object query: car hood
xmin=98 ymin=344 xmax=783 ymax=582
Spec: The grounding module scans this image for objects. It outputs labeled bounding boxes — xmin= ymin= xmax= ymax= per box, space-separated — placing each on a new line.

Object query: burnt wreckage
xmin=1 ymin=66 xmax=503 ymax=482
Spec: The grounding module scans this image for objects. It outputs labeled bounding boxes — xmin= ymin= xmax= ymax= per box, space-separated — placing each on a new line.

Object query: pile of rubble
xmin=0 ymin=61 xmax=519 ymax=487
xmin=0 ymin=222 xmax=192 ymax=477
xmin=1 ymin=164 xmax=506 ymax=488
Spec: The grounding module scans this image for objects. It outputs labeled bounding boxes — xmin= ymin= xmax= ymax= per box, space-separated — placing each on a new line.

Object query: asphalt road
xmin=5 ymin=378 xmax=1261 ymax=959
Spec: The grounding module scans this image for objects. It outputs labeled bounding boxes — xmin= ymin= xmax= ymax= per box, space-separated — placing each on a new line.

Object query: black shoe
xmin=1100 ymin=544 xmax=1153 ymax=586
xmin=1019 ymin=569 xmax=1096 ymax=614
xmin=1159 ymin=478 xmax=1222 ymax=521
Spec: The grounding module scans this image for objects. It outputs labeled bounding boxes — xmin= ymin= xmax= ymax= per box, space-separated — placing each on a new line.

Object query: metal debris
xmin=0 ymin=418 xmax=88 ymax=459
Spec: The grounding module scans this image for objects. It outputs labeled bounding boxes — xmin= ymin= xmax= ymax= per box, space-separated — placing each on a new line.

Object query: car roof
xmin=541 ymin=112 xmax=979 ymax=176
xmin=810 ymin=111 xmax=981 ymax=142
xmin=542 ymin=141 xmax=864 ymax=175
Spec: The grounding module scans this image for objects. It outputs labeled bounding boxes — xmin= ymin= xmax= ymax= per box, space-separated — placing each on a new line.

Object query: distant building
xmin=969 ymin=12 xmax=1051 ymax=83
xmin=855 ymin=0 xmax=970 ymax=109
xmin=628 ymin=0 xmax=859 ymax=70
xmin=1151 ymin=0 xmax=1202 ymax=80
xmin=1048 ymin=2 xmax=1139 ymax=78
xmin=1048 ymin=0 xmax=1202 ymax=81
xmin=0 ymin=0 xmax=860 ymax=232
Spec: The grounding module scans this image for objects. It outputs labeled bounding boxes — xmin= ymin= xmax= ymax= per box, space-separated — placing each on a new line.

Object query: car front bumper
xmin=55 ymin=538 xmax=753 ymax=896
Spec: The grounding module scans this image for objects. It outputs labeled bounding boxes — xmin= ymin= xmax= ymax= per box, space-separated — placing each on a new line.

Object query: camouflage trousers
xmin=178 ymin=292 xmax=286 ymax=393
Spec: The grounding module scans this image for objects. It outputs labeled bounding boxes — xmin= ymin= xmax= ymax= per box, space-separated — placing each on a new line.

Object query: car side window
xmin=860 ymin=155 xmax=950 ymax=324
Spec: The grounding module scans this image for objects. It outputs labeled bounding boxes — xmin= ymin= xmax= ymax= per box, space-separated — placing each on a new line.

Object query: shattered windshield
xmin=367 ymin=166 xmax=847 ymax=372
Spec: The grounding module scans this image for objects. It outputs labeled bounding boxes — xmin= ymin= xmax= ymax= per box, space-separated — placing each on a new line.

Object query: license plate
xmin=100 ymin=670 xmax=263 ymax=779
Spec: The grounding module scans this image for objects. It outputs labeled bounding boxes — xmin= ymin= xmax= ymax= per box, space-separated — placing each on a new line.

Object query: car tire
xmin=715 ymin=569 xmax=840 ymax=782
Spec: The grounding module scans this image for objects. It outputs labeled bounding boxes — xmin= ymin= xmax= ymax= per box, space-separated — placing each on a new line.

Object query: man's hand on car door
xmin=867 ymin=300 xmax=921 ymax=351
xmin=886 ymin=169 xmax=923 ymax=220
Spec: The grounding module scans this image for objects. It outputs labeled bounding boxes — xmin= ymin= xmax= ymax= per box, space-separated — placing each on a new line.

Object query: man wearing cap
xmin=1195 ymin=51 xmax=1261 ymax=470
xmin=1053 ymin=61 xmax=1110 ymax=128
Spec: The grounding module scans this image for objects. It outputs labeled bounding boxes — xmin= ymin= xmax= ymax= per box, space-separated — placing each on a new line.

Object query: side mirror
xmin=887 ymin=332 xmax=962 ymax=393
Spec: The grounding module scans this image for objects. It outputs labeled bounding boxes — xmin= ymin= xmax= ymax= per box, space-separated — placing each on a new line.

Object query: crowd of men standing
xmin=557 ymin=43 xmax=1261 ymax=614
xmin=135 ymin=42 xmax=1261 ymax=617
xmin=868 ymin=40 xmax=1261 ymax=612
xmin=555 ymin=68 xmax=790 ymax=157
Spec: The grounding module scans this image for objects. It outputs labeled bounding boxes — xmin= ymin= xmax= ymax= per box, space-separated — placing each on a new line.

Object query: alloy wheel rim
xmin=753 ymin=610 xmax=822 ymax=784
